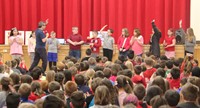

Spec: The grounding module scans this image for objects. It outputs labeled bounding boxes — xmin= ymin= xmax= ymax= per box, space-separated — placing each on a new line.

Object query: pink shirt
xmin=131 ymin=35 xmax=144 ymax=55
xmin=9 ymin=35 xmax=23 ymax=55
xmin=28 ymin=37 xmax=36 ymax=53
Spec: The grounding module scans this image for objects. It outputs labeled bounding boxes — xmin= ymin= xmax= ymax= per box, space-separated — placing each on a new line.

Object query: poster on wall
xmin=4 ymin=30 xmax=25 ymax=45
xmin=25 ymin=31 xmax=32 ymax=45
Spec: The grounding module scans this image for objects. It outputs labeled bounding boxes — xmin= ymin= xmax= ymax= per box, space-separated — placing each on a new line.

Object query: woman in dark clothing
xmin=149 ymin=20 xmax=162 ymax=58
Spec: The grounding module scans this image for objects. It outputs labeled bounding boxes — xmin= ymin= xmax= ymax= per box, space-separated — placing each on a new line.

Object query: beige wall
xmin=191 ymin=0 xmax=200 ymax=40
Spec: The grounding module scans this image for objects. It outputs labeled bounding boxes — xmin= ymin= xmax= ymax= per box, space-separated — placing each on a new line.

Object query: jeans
xmin=69 ymin=50 xmax=81 ymax=59
xmin=29 ymin=48 xmax=47 ymax=73
xmin=103 ymin=48 xmax=113 ymax=61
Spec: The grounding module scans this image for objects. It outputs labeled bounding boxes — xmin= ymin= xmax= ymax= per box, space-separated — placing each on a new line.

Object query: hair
xmin=180 ymin=77 xmax=188 ymax=86
xmin=10 ymin=27 xmax=18 ymax=36
xmin=134 ymin=28 xmax=141 ymax=37
xmin=181 ymin=83 xmax=199 ymax=102
xmin=116 ymin=75 xmax=133 ymax=93
xmin=19 ymin=83 xmax=31 ymax=99
xmin=70 ymin=91 xmax=85 ymax=108
xmin=111 ymin=64 xmax=122 ymax=76
xmin=10 ymin=73 xmax=20 ymax=85
xmin=55 ymin=72 xmax=65 ymax=90
xmin=91 ymin=77 xmax=102 ymax=92
xmin=125 ymin=61 xmax=134 ymax=72
xmin=46 ymin=70 xmax=55 ymax=83
xmin=93 ymin=65 xmax=104 ymax=72
xmin=6 ymin=92 xmax=20 ymax=108
xmin=152 ymin=76 xmax=166 ymax=93
xmin=29 ymin=31 xmax=35 ymax=38
xmin=168 ymin=28 xmax=175 ymax=36
xmin=160 ymin=55 xmax=168 ymax=61
xmin=96 ymin=56 xmax=102 ymax=63
xmin=50 ymin=31 xmax=56 ymax=36
xmin=123 ymin=94 xmax=138 ymax=106
xmin=75 ymin=74 xmax=85 ymax=85
xmin=31 ymin=66 xmax=42 ymax=80
xmin=21 ymin=75 xmax=33 ymax=84
xmin=69 ymin=66 xmax=78 ymax=76
xmin=64 ymin=81 xmax=77 ymax=97
xmin=170 ymin=68 xmax=180 ymax=79
xmin=150 ymin=95 xmax=167 ymax=108
xmin=18 ymin=103 xmax=37 ymax=108
xmin=86 ymin=48 xmax=92 ymax=56
xmin=101 ymin=56 xmax=108 ymax=63
xmin=43 ymin=95 xmax=65 ymax=108
xmin=50 ymin=66 xmax=58 ymax=73
xmin=133 ymin=84 xmax=146 ymax=100
xmin=11 ymin=59 xmax=17 ymax=68
xmin=186 ymin=28 xmax=195 ymax=42
xmin=108 ymin=28 xmax=114 ymax=33
xmin=134 ymin=65 xmax=142 ymax=75
xmin=155 ymin=68 xmax=165 ymax=78
xmin=124 ymin=104 xmax=136 ymax=108
xmin=63 ymin=70 xmax=72 ymax=83
xmin=183 ymin=61 xmax=193 ymax=77
xmin=1 ymin=77 xmax=11 ymax=91
xmin=145 ymin=85 xmax=163 ymax=105
xmin=31 ymin=81 xmax=44 ymax=97
xmin=144 ymin=57 xmax=154 ymax=67
xmin=94 ymin=71 xmax=105 ymax=78
xmin=0 ymin=65 xmax=4 ymax=73
xmin=40 ymin=80 xmax=49 ymax=92
xmin=48 ymin=81 xmax=60 ymax=93
xmin=35 ymin=99 xmax=44 ymax=108
xmin=122 ymin=28 xmax=129 ymax=37
xmin=86 ymin=69 xmax=95 ymax=79
xmin=166 ymin=60 xmax=173 ymax=69
xmin=192 ymin=66 xmax=200 ymax=77
xmin=103 ymin=68 xmax=112 ymax=78
xmin=118 ymin=69 xmax=133 ymax=78
xmin=127 ymin=50 xmax=134 ymax=59
xmin=52 ymin=90 xmax=65 ymax=100
xmin=165 ymin=90 xmax=180 ymax=107
xmin=88 ymin=57 xmax=96 ymax=65
xmin=118 ymin=55 xmax=127 ymax=63
xmin=92 ymin=30 xmax=98 ymax=36
xmin=94 ymin=85 xmax=111 ymax=105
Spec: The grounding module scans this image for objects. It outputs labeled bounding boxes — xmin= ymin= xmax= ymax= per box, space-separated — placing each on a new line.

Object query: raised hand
xmin=179 ymin=19 xmax=182 ymax=28
xmin=152 ymin=19 xmax=155 ymax=23
xmin=45 ymin=19 xmax=49 ymax=25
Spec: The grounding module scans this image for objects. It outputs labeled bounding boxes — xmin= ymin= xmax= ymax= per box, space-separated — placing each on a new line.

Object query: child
xmin=67 ymin=27 xmax=84 ymax=59
xmin=165 ymin=90 xmax=180 ymax=108
xmin=117 ymin=28 xmax=131 ymax=57
xmin=74 ymin=74 xmax=91 ymax=94
xmin=70 ymin=91 xmax=86 ymax=108
xmin=46 ymin=31 xmax=60 ymax=69
xmin=81 ymin=48 xmax=92 ymax=62
xmin=8 ymin=27 xmax=23 ymax=60
xmin=142 ymin=57 xmax=157 ymax=83
xmin=163 ymin=28 xmax=176 ymax=59
xmin=87 ymin=31 xmax=101 ymax=57
xmin=18 ymin=83 xmax=34 ymax=103
xmin=29 ymin=81 xmax=45 ymax=101
xmin=130 ymin=28 xmax=144 ymax=56
xmin=132 ymin=65 xmax=146 ymax=87
xmin=28 ymin=31 xmax=36 ymax=65
xmin=167 ymin=68 xmax=180 ymax=89
xmin=165 ymin=60 xmax=173 ymax=78
xmin=99 ymin=25 xmax=115 ymax=61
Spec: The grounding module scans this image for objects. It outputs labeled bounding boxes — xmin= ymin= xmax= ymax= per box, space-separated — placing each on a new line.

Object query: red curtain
xmin=0 ymin=0 xmax=190 ymax=44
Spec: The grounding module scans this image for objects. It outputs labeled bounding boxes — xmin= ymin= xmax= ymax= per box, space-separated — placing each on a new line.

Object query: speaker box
xmin=175 ymin=28 xmax=185 ymax=44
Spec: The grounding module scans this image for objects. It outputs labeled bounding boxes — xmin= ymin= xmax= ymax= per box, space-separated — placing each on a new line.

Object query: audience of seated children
xmin=167 ymin=67 xmax=181 ymax=89
xmin=132 ymin=65 xmax=146 ymax=87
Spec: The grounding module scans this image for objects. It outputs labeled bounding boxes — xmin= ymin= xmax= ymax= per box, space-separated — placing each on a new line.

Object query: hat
xmin=38 ymin=21 xmax=46 ymax=27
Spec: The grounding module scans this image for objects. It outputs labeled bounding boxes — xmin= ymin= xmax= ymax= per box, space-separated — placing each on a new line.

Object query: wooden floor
xmin=0 ymin=44 xmax=200 ymax=68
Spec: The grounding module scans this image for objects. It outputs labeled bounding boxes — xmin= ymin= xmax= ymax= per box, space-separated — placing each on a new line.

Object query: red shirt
xmin=164 ymin=36 xmax=175 ymax=51
xmin=68 ymin=34 xmax=83 ymax=50
xmin=87 ymin=38 xmax=101 ymax=53
xmin=167 ymin=78 xmax=180 ymax=89
xmin=117 ymin=36 xmax=131 ymax=51
xmin=0 ymin=61 xmax=3 ymax=65
xmin=143 ymin=68 xmax=157 ymax=80
xmin=132 ymin=75 xmax=146 ymax=87
xmin=28 ymin=92 xmax=45 ymax=101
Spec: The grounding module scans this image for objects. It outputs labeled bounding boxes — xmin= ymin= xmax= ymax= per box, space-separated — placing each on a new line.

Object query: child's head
xmin=145 ymin=85 xmax=163 ymax=105
xmin=94 ymin=85 xmax=111 ymax=105
xmin=75 ymin=74 xmax=85 ymax=86
xmin=1 ymin=77 xmax=11 ymax=91
xmin=94 ymin=71 xmax=104 ymax=78
xmin=10 ymin=27 xmax=18 ymax=36
xmin=165 ymin=90 xmax=180 ymax=107
xmin=6 ymin=92 xmax=20 ymax=108
xmin=50 ymin=31 xmax=56 ymax=38
xmin=72 ymin=27 xmax=78 ymax=34
xmin=180 ymin=77 xmax=187 ymax=87
xmin=123 ymin=94 xmax=138 ymax=106
xmin=52 ymin=90 xmax=65 ymax=101
xmin=101 ymin=57 xmax=108 ymax=64
xmin=55 ymin=72 xmax=65 ymax=85
xmin=0 ymin=65 xmax=5 ymax=73
xmin=133 ymin=84 xmax=146 ymax=100
xmin=144 ymin=57 xmax=154 ymax=67
xmin=31 ymin=66 xmax=42 ymax=80
xmin=133 ymin=28 xmax=141 ymax=37
xmin=111 ymin=64 xmax=122 ymax=76
xmin=18 ymin=103 xmax=37 ymax=108
xmin=181 ymin=83 xmax=199 ymax=102
xmin=103 ymin=68 xmax=112 ymax=78
xmin=46 ymin=70 xmax=55 ymax=83
xmin=18 ymin=83 xmax=31 ymax=99
xmin=118 ymin=55 xmax=127 ymax=63
xmin=88 ymin=57 xmax=96 ymax=65
xmin=150 ymin=95 xmax=167 ymax=108
xmin=70 ymin=91 xmax=86 ymax=108
xmin=30 ymin=31 xmax=36 ymax=38
xmin=92 ymin=30 xmax=98 ymax=38
xmin=127 ymin=50 xmax=134 ymax=60
xmin=152 ymin=76 xmax=166 ymax=93
xmin=43 ymin=95 xmax=64 ymax=108
xmin=10 ymin=73 xmax=20 ymax=85
xmin=107 ymin=29 xmax=114 ymax=36
xmin=134 ymin=65 xmax=142 ymax=75
xmin=122 ymin=28 xmax=129 ymax=37
xmin=91 ymin=77 xmax=102 ymax=93
xmin=125 ymin=61 xmax=134 ymax=71
xmin=116 ymin=75 xmax=133 ymax=93
xmin=64 ymin=81 xmax=77 ymax=97
xmin=48 ymin=81 xmax=60 ymax=94
xmin=192 ymin=66 xmax=200 ymax=77
xmin=167 ymin=28 xmax=174 ymax=36
xmin=165 ymin=60 xmax=173 ymax=70
xmin=11 ymin=59 xmax=17 ymax=68
xmin=86 ymin=48 xmax=92 ymax=56
xmin=86 ymin=69 xmax=95 ymax=79
xmin=170 ymin=68 xmax=180 ymax=79
xmin=155 ymin=68 xmax=165 ymax=78
xmin=31 ymin=81 xmax=43 ymax=95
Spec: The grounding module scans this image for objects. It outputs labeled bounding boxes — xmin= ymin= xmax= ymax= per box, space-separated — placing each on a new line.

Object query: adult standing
xmin=67 ymin=27 xmax=84 ymax=59
xmin=149 ymin=20 xmax=161 ymax=58
xmin=29 ymin=20 xmax=49 ymax=74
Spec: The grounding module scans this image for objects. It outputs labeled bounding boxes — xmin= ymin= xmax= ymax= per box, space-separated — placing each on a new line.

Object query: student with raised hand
xmin=149 ymin=19 xmax=161 ymax=58
xmin=8 ymin=27 xmax=23 ymax=60
xmin=99 ymin=25 xmax=115 ymax=61
xmin=179 ymin=20 xmax=196 ymax=56
xmin=67 ymin=27 xmax=84 ymax=59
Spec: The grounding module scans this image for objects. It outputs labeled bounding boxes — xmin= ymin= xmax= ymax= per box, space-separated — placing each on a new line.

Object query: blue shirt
xmin=21 ymin=98 xmax=34 ymax=104
xmin=35 ymin=28 xmax=46 ymax=48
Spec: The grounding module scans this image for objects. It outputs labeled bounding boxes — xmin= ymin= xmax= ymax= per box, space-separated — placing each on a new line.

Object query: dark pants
xmin=119 ymin=50 xmax=128 ymax=58
xmin=69 ymin=50 xmax=81 ymax=59
xmin=29 ymin=48 xmax=47 ymax=73
xmin=49 ymin=62 xmax=57 ymax=70
xmin=103 ymin=48 xmax=113 ymax=61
